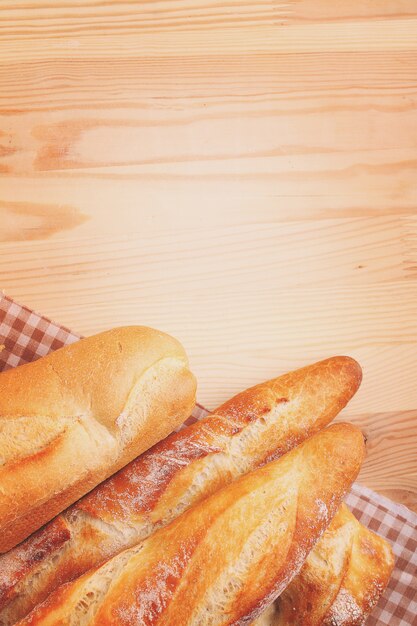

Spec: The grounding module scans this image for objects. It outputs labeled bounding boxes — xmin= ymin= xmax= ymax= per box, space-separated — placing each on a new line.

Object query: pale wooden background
xmin=0 ymin=1 xmax=416 ymax=510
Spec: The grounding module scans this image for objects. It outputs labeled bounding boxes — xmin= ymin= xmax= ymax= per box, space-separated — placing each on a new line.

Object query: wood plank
xmin=1 ymin=216 xmax=415 ymax=414
xmin=347 ymin=410 xmax=417 ymax=508
xmin=0 ymin=0 xmax=416 ymax=510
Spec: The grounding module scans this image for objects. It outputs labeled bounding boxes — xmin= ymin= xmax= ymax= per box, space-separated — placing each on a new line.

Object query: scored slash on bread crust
xmin=16 ymin=424 xmax=365 ymax=626
xmin=0 ymin=356 xmax=361 ymax=625
xmin=0 ymin=326 xmax=197 ymax=553
xmin=251 ymin=504 xmax=394 ymax=626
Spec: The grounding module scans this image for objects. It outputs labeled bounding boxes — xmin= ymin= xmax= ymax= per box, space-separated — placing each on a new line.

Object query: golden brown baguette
xmin=0 ymin=356 xmax=361 ymax=625
xmin=17 ymin=423 xmax=365 ymax=626
xmin=252 ymin=504 xmax=394 ymax=626
xmin=0 ymin=326 xmax=196 ymax=553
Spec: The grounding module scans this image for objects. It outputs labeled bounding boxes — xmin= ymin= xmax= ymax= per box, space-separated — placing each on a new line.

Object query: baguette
xmin=252 ymin=504 xmax=394 ymax=626
xmin=0 ymin=356 xmax=361 ymax=625
xmin=0 ymin=326 xmax=196 ymax=553
xmin=17 ymin=423 xmax=365 ymax=626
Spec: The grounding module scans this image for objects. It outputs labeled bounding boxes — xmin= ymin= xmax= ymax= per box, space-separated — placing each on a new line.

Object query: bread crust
xmin=0 ymin=356 xmax=361 ymax=624
xmin=251 ymin=504 xmax=394 ymax=626
xmin=0 ymin=326 xmax=196 ymax=552
xmin=17 ymin=424 xmax=365 ymax=626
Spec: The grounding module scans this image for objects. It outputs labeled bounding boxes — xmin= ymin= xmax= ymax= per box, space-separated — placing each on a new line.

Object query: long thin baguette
xmin=0 ymin=356 xmax=361 ymax=625
xmin=0 ymin=326 xmax=196 ymax=553
xmin=252 ymin=504 xmax=394 ymax=626
xmin=17 ymin=423 xmax=365 ymax=626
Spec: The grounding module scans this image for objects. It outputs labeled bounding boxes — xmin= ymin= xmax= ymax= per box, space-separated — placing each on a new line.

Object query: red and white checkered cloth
xmin=0 ymin=292 xmax=415 ymax=625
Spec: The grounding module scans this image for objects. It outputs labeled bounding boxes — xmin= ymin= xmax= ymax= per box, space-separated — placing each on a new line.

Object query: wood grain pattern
xmin=0 ymin=1 xmax=416 ymax=510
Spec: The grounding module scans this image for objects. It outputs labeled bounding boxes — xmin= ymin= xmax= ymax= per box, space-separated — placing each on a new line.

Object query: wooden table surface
xmin=1 ymin=1 xmax=416 ymax=510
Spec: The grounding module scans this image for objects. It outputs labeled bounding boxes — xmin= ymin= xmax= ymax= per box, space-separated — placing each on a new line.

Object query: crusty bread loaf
xmin=251 ymin=504 xmax=394 ymax=626
xmin=0 ymin=326 xmax=196 ymax=553
xmin=0 ymin=356 xmax=361 ymax=624
xmin=17 ymin=423 xmax=365 ymax=626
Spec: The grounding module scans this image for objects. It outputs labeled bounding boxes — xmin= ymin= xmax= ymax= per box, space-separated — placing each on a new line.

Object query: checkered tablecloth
xmin=0 ymin=292 xmax=415 ymax=625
